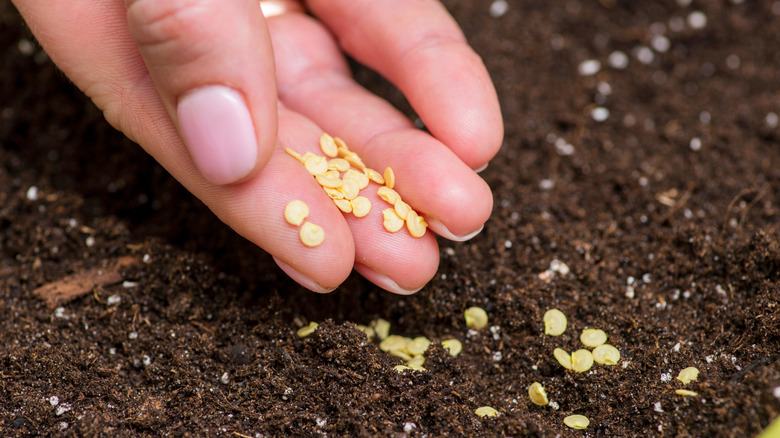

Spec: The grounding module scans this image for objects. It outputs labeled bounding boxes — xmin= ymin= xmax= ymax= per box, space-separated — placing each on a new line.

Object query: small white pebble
xmin=687 ymin=11 xmax=707 ymax=29
xmin=26 ymin=186 xmax=38 ymax=201
xmin=651 ymin=35 xmax=671 ymax=53
xmin=106 ymin=294 xmax=121 ymax=306
xmin=554 ymin=138 xmax=575 ymax=156
xmin=578 ymin=59 xmax=601 ymax=76
xmin=597 ymin=81 xmax=612 ymax=95
xmin=49 ymin=395 xmax=60 ymax=406
xmin=608 ymin=51 xmax=629 ymax=69
xmin=122 ymin=281 xmax=137 ymax=289
xmin=591 ymin=107 xmax=610 ymax=122
xmin=773 ymin=386 xmax=780 ymax=399
xmin=17 ymin=39 xmax=35 ymax=56
xmin=142 ymin=355 xmax=152 ymax=366
xmin=109 ymin=348 xmax=116 ymax=355
xmin=699 ymin=111 xmax=711 ymax=124
xmin=489 ymin=0 xmax=509 ymax=17
xmin=673 ymin=342 xmax=681 ymax=352
xmin=128 ymin=331 xmax=138 ymax=340
xmin=403 ymin=422 xmax=417 ymax=433
xmin=635 ymin=46 xmax=655 ymax=64
xmin=54 ymin=307 xmax=67 ymax=319
xmin=642 ymin=273 xmax=652 ymax=283
xmin=765 ymin=112 xmax=779 ymax=128
xmin=539 ymin=179 xmax=555 ymax=190
xmin=726 ymin=54 xmax=741 ymax=70
xmin=654 ymin=401 xmax=664 ymax=413
xmin=316 ymin=418 xmax=327 ymax=427
xmin=661 ymin=372 xmax=672 ymax=382
xmin=55 ymin=404 xmax=72 ymax=416
xmin=548 ymin=400 xmax=560 ymax=410
xmin=689 ymin=137 xmax=702 ymax=151
xmin=625 ymin=286 xmax=635 ymax=299
xmin=221 ymin=372 xmax=229 ymax=384
xmin=85 ymin=236 xmax=95 ymax=247
xmin=142 ymin=253 xmax=151 ymax=264
xmin=58 ymin=422 xmax=69 ymax=431
xmin=504 ymin=240 xmax=512 ymax=249
xmin=492 ymin=351 xmax=503 ymax=362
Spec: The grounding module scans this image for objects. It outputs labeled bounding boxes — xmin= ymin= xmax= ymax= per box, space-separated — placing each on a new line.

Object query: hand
xmin=12 ymin=0 xmax=503 ymax=294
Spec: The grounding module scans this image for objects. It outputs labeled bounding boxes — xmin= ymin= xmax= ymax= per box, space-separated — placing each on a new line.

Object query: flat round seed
xmin=677 ymin=367 xmax=699 ymax=384
xmin=394 ymin=200 xmax=412 ymax=221
xmin=364 ymin=168 xmax=385 ymax=185
xmin=580 ymin=328 xmax=608 ymax=347
xmin=324 ymin=187 xmax=344 ymax=200
xmin=344 ymin=169 xmax=369 ymax=190
xmin=284 ymin=200 xmax=310 ymax=226
xmin=563 ymin=414 xmax=589 ymax=429
xmin=464 ymin=306 xmax=489 ymax=330
xmin=345 ymin=154 xmax=366 ymax=171
xmin=299 ymin=222 xmax=325 ymax=247
xmin=675 ymin=389 xmax=699 ymax=396
xmin=328 ymin=158 xmax=350 ymax=172
xmin=377 ymin=186 xmax=401 ymax=205
xmin=379 ymin=335 xmax=410 ymax=353
xmin=350 ymin=196 xmax=372 ymax=218
xmin=592 ymin=344 xmax=621 ymax=365
xmin=315 ymin=172 xmax=343 ymax=189
xmin=333 ymin=199 xmax=352 ymax=213
xmin=407 ymin=354 xmax=425 ymax=369
xmin=554 ymin=348 xmax=572 ymax=370
xmin=394 ymin=365 xmax=410 ymax=373
xmin=528 ymin=382 xmax=549 ymax=406
xmin=406 ymin=210 xmax=427 ymax=238
xmin=571 ymin=349 xmax=595 ymax=373
xmin=390 ymin=349 xmax=413 ymax=362
xmin=339 ymin=178 xmax=360 ymax=200
xmin=407 ymin=337 xmax=431 ymax=356
xmin=296 ymin=321 xmax=318 ymax=338
xmin=320 ymin=133 xmax=338 ymax=157
xmin=384 ymin=167 xmax=395 ymax=189
xmin=304 ymin=155 xmax=328 ymax=175
xmin=372 ymin=318 xmax=391 ymax=341
xmin=334 ymin=137 xmax=349 ymax=152
xmin=441 ymin=339 xmax=462 ymax=357
xmin=475 ymin=406 xmax=499 ymax=418
xmin=382 ymin=208 xmax=405 ymax=232
xmin=543 ymin=309 xmax=567 ymax=336
xmin=285 ymin=147 xmax=304 ymax=163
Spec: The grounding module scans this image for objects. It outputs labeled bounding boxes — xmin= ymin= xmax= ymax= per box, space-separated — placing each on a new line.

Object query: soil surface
xmin=2 ymin=0 xmax=779 ymax=436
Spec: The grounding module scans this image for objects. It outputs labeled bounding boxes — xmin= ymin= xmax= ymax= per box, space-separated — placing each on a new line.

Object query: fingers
xmin=306 ymin=0 xmax=504 ymax=170
xmin=125 ymin=0 xmax=278 ymax=185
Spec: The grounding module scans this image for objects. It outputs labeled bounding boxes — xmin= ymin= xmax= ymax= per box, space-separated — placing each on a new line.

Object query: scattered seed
xmin=299 ymin=222 xmax=325 ymax=247
xmin=554 ymin=348 xmax=573 ymax=370
xmin=345 ymin=154 xmax=366 ymax=171
xmin=315 ymin=171 xmax=343 ymax=189
xmin=344 ymin=169 xmax=369 ymax=190
xmin=580 ymin=329 xmax=608 ymax=347
xmin=406 ymin=210 xmax=428 ymax=238
xmin=675 ymin=389 xmax=699 ymax=396
xmin=377 ymin=187 xmax=401 ymax=205
xmin=441 ymin=339 xmax=462 ymax=357
xmin=475 ymin=406 xmax=499 ymax=418
xmin=334 ymin=137 xmax=349 ymax=151
xmin=571 ymin=349 xmax=595 ymax=373
xmin=384 ymin=167 xmax=395 ymax=189
xmin=364 ymin=168 xmax=385 ymax=185
xmin=394 ymin=365 xmax=411 ymax=373
xmin=563 ymin=414 xmax=589 ymax=429
xmin=528 ymin=382 xmax=549 ymax=406
xmin=319 ymin=133 xmax=338 ymax=157
xmin=296 ymin=321 xmax=318 ymax=338
xmin=339 ymin=177 xmax=360 ymax=200
xmin=464 ymin=306 xmax=489 ymax=330
xmin=592 ymin=344 xmax=621 ymax=365
xmin=543 ymin=309 xmax=567 ymax=336
xmin=328 ymin=158 xmax=350 ymax=172
xmin=333 ymin=199 xmax=352 ymax=213
xmin=394 ymin=200 xmax=412 ymax=220
xmin=285 ymin=147 xmax=304 ymax=163
xmin=304 ymin=154 xmax=328 ymax=175
xmin=407 ymin=337 xmax=431 ymax=357
xmin=372 ymin=318 xmax=391 ymax=340
xmin=677 ymin=367 xmax=700 ymax=384
xmin=407 ymin=355 xmax=426 ymax=370
xmin=383 ymin=208 xmax=405 ymax=232
xmin=324 ymin=187 xmax=344 ymax=200
xmin=380 ymin=335 xmax=409 ymax=353
xmin=350 ymin=196 xmax=371 ymax=218
xmin=284 ymin=200 xmax=310 ymax=226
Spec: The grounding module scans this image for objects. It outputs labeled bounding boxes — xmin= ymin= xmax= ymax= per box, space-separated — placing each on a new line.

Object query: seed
xmin=441 ymin=339 xmax=462 ymax=357
xmin=382 ymin=208 xmax=405 ymax=232
xmin=563 ymin=414 xmax=589 ymax=429
xmin=315 ymin=171 xmax=343 ymax=188
xmin=345 ymin=154 xmax=366 ymax=171
xmin=407 ymin=355 xmax=425 ymax=370
xmin=377 ymin=186 xmax=401 ymax=205
xmin=407 ymin=337 xmax=431 ymax=357
xmin=464 ymin=306 xmax=488 ymax=330
xmin=394 ymin=200 xmax=412 ymax=220
xmin=543 ymin=309 xmax=567 ymax=336
xmin=355 ymin=324 xmax=375 ymax=340
xmin=350 ymin=196 xmax=371 ymax=217
xmin=364 ymin=168 xmax=385 ymax=185
xmin=675 ymin=389 xmax=699 ymax=396
xmin=394 ymin=365 xmax=410 ymax=373
xmin=384 ymin=167 xmax=395 ymax=189
xmin=299 ymin=221 xmax=325 ymax=247
xmin=304 ymin=154 xmax=328 ymax=175
xmin=296 ymin=321 xmax=318 ymax=338
xmin=592 ymin=344 xmax=621 ymax=365
xmin=372 ymin=318 xmax=391 ymax=340
xmin=339 ymin=178 xmax=360 ymax=200
xmin=474 ymin=406 xmax=499 ymax=418
xmin=571 ymin=349 xmax=595 ymax=373
xmin=676 ymin=367 xmax=699 ymax=384
xmin=391 ymin=349 xmax=413 ymax=362
xmin=333 ymin=199 xmax=352 ymax=213
xmin=344 ymin=169 xmax=369 ymax=190
xmin=328 ymin=158 xmax=350 ymax=172
xmin=380 ymin=335 xmax=409 ymax=353
xmin=324 ymin=187 xmax=344 ymax=200
xmin=285 ymin=147 xmax=304 ymax=163
xmin=406 ymin=210 xmax=428 ymax=238
xmin=334 ymin=137 xmax=349 ymax=151
xmin=554 ymin=348 xmax=572 ymax=370
xmin=284 ymin=200 xmax=309 ymax=226
xmin=319 ymin=133 xmax=338 ymax=157
xmin=528 ymin=382 xmax=549 ymax=406
xmin=580 ymin=329 xmax=608 ymax=347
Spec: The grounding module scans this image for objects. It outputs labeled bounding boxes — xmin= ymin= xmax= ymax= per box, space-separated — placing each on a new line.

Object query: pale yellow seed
xmin=528 ymin=382 xmax=549 ymax=406
xmin=554 ymin=348 xmax=572 ymax=370
xmin=390 ymin=349 xmax=413 ymax=362
xmin=543 ymin=308 xmax=567 ymax=336
xmin=563 ymin=414 xmax=589 ymax=429
xmin=406 ymin=210 xmax=427 ymax=238
xmin=315 ymin=171 xmax=343 ymax=189
xmin=384 ymin=167 xmax=395 ymax=189
xmin=333 ymin=199 xmax=352 ymax=214
xmin=377 ymin=186 xmax=401 ymax=205
xmin=304 ymin=155 xmax=328 ymax=176
xmin=382 ymin=208 xmax=405 ymax=233
xmin=580 ymin=328 xmax=608 ymax=347
xmin=407 ymin=355 xmax=425 ymax=370
xmin=571 ymin=349 xmax=595 ymax=373
xmin=284 ymin=200 xmax=310 ymax=226
xmin=345 ymin=154 xmax=366 ymax=171
xmin=364 ymin=168 xmax=385 ymax=185
xmin=355 ymin=324 xmax=375 ymax=341
xmin=475 ymin=406 xmax=499 ymax=418
xmin=394 ymin=365 xmax=411 ymax=373
xmin=285 ymin=147 xmax=304 ymax=163
xmin=328 ymin=158 xmax=350 ymax=172
xmin=324 ymin=187 xmax=344 ymax=200
xmin=394 ymin=200 xmax=412 ymax=220
xmin=344 ymin=169 xmax=369 ymax=190
xmin=592 ymin=344 xmax=621 ymax=365
xmin=319 ymin=133 xmax=338 ymax=157
xmin=372 ymin=318 xmax=391 ymax=341
xmin=299 ymin=222 xmax=325 ymax=247
xmin=334 ymin=137 xmax=349 ymax=152
xmin=675 ymin=389 xmax=699 ymax=396
xmin=441 ymin=339 xmax=462 ymax=357
xmin=339 ymin=177 xmax=360 ymax=200
xmin=464 ymin=306 xmax=488 ymax=330
xmin=379 ymin=335 xmax=409 ymax=353
xmin=677 ymin=367 xmax=700 ymax=384
xmin=407 ymin=337 xmax=431 ymax=357
xmin=350 ymin=196 xmax=372 ymax=218
xmin=296 ymin=321 xmax=319 ymax=338
xmin=301 ymin=151 xmax=317 ymax=162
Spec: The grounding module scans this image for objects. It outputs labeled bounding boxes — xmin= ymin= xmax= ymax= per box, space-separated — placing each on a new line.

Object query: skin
xmin=11 ymin=0 xmax=503 ymax=294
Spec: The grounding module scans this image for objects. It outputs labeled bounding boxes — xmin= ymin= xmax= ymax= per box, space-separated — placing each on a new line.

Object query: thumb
xmin=125 ymin=0 xmax=278 ymax=185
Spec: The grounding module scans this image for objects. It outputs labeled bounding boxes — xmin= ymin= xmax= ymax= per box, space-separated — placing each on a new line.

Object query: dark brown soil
xmin=2 ymin=0 xmax=779 ymax=436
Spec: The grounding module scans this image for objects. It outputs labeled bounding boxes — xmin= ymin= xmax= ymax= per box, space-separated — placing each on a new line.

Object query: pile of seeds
xmin=284 ymin=200 xmax=325 ymax=247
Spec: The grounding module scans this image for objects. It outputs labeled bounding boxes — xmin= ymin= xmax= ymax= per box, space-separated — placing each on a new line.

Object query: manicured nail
xmin=177 ymin=85 xmax=258 ymax=185
xmin=273 ymin=257 xmax=336 ymax=293
xmin=474 ymin=162 xmax=489 ymax=173
xmin=426 ymin=218 xmax=484 ymax=242
xmin=354 ymin=264 xmax=422 ymax=295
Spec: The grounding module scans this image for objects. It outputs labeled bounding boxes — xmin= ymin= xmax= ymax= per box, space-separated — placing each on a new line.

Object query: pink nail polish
xmin=177 ymin=85 xmax=258 ymax=185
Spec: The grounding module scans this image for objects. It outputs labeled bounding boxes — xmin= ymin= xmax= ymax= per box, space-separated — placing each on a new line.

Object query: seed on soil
xmin=675 ymin=389 xmax=699 ymax=396
xmin=677 ymin=367 xmax=700 ymax=384
xmin=441 ymin=339 xmax=462 ymax=357
xmin=563 ymin=414 xmax=589 ymax=429
xmin=394 ymin=365 xmax=411 ymax=373
xmin=475 ymin=406 xmax=499 ymax=418
xmin=406 ymin=210 xmax=428 ymax=238
xmin=350 ymin=196 xmax=372 ymax=218
xmin=407 ymin=355 xmax=426 ymax=371
xmin=528 ymin=382 xmax=549 ymax=406
xmin=284 ymin=200 xmax=310 ymax=226
xmin=554 ymin=348 xmax=573 ymax=370
xmin=571 ymin=349 xmax=595 ymax=372
xmin=464 ymin=306 xmax=489 ymax=330
xmin=379 ymin=335 xmax=409 ymax=353
xmin=377 ymin=187 xmax=401 ymax=205
xmin=333 ymin=199 xmax=352 ymax=213
xmin=592 ymin=344 xmax=621 ymax=365
xmin=299 ymin=222 xmax=325 ymax=247
xmin=407 ymin=337 xmax=431 ymax=357
xmin=304 ymin=154 xmax=328 ymax=176
xmin=319 ymin=133 xmax=338 ymax=157
xmin=296 ymin=321 xmax=318 ymax=338
xmin=372 ymin=318 xmax=391 ymax=340
xmin=382 ymin=208 xmax=405 ymax=232
xmin=543 ymin=309 xmax=567 ymax=336
xmin=364 ymin=168 xmax=384 ymax=185
xmin=580 ymin=329 xmax=608 ymax=347
xmin=384 ymin=167 xmax=395 ymax=189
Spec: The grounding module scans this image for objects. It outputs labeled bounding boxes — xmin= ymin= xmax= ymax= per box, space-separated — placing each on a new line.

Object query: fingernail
xmin=354 ymin=264 xmax=422 ymax=295
xmin=474 ymin=162 xmax=489 ymax=173
xmin=426 ymin=218 xmax=484 ymax=242
xmin=273 ymin=257 xmax=336 ymax=293
xmin=177 ymin=85 xmax=258 ymax=185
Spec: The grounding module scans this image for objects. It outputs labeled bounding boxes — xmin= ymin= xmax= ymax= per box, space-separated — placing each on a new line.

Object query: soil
xmin=2 ymin=0 xmax=779 ymax=436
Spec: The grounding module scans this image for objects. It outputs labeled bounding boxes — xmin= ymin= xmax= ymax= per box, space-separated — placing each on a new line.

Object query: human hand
xmin=12 ymin=0 xmax=503 ymax=294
